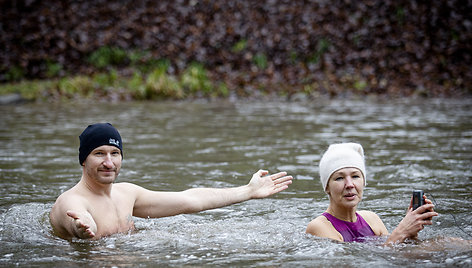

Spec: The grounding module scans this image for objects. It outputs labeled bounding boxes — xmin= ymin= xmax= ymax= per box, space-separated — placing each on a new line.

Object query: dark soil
xmin=1 ymin=0 xmax=471 ymax=98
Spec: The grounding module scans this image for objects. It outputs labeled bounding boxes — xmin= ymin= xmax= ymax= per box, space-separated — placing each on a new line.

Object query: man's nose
xmin=103 ymin=154 xmax=114 ymax=167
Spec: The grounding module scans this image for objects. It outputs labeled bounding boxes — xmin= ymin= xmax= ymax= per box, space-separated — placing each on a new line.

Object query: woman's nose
xmin=345 ymin=177 xmax=354 ymax=188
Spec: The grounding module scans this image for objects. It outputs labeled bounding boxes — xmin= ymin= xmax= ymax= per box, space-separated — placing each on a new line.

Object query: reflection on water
xmin=1 ymin=98 xmax=471 ymax=266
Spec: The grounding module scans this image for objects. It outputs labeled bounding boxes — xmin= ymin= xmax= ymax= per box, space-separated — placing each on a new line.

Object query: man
xmin=50 ymin=123 xmax=293 ymax=240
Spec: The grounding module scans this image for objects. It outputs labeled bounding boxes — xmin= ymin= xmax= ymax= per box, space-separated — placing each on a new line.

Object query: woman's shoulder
xmin=306 ymin=214 xmax=343 ymax=241
xmin=357 ymin=210 xmax=380 ymax=219
xmin=308 ymin=214 xmax=329 ymax=225
xmin=357 ymin=210 xmax=377 ymax=216
xmin=357 ymin=210 xmax=389 ymax=236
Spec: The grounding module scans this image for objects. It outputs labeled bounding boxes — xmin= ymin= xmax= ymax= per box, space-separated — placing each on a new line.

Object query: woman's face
xmin=326 ymin=167 xmax=364 ymax=208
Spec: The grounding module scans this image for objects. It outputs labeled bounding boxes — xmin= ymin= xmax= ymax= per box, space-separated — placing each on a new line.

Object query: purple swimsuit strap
xmin=322 ymin=212 xmax=376 ymax=242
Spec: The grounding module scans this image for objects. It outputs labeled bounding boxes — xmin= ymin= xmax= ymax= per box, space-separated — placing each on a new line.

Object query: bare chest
xmin=88 ymin=198 xmax=135 ymax=236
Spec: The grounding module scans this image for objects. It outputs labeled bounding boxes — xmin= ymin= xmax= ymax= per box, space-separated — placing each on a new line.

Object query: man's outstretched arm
xmin=131 ymin=170 xmax=293 ymax=218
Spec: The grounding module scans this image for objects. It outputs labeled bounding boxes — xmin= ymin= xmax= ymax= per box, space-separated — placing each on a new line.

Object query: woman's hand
xmin=386 ymin=195 xmax=438 ymax=244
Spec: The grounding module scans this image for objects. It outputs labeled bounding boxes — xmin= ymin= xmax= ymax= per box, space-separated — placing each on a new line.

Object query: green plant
xmin=5 ymin=65 xmax=24 ymax=81
xmin=46 ymin=60 xmax=63 ymax=78
xmin=0 ymin=80 xmax=53 ymax=100
xmin=253 ymin=52 xmax=268 ymax=70
xmin=216 ymin=82 xmax=229 ymax=97
xmin=92 ymin=73 xmax=110 ymax=89
xmin=181 ymin=62 xmax=212 ymax=94
xmin=127 ymin=71 xmax=146 ymax=99
xmin=396 ymin=7 xmax=405 ymax=25
xmin=308 ymin=38 xmax=330 ymax=64
xmin=146 ymin=68 xmax=184 ymax=99
xmin=289 ymin=50 xmax=298 ymax=64
xmin=153 ymin=59 xmax=171 ymax=76
xmin=58 ymin=76 xmax=93 ymax=97
xmin=88 ymin=46 xmax=128 ymax=69
xmin=128 ymin=49 xmax=150 ymax=65
xmin=354 ymin=80 xmax=368 ymax=91
xmin=232 ymin=39 xmax=247 ymax=53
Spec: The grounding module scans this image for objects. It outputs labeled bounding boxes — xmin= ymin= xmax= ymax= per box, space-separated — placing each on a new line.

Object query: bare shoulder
xmin=113 ymin=182 xmax=141 ymax=191
xmin=113 ymin=182 xmax=148 ymax=195
xmin=306 ymin=215 xmax=333 ymax=231
xmin=49 ymin=187 xmax=88 ymax=230
xmin=306 ymin=215 xmax=343 ymax=241
xmin=112 ymin=182 xmax=159 ymax=205
xmin=357 ymin=210 xmax=380 ymax=220
xmin=52 ymin=187 xmax=87 ymax=211
xmin=358 ymin=210 xmax=389 ymax=236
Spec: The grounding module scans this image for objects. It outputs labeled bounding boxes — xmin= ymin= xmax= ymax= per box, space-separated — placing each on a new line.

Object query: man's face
xmin=83 ymin=145 xmax=122 ymax=184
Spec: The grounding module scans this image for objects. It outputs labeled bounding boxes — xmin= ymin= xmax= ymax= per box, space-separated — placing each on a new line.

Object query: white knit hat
xmin=319 ymin=142 xmax=366 ymax=192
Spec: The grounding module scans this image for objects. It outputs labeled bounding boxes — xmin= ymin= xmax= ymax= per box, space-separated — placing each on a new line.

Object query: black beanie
xmin=79 ymin=123 xmax=123 ymax=165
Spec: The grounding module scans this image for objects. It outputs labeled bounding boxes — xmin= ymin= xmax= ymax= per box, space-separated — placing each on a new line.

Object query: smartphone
xmin=412 ymin=190 xmax=424 ymax=210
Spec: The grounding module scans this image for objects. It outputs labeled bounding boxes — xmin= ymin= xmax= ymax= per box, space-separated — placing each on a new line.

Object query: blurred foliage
xmin=232 ymin=39 xmax=248 ymax=53
xmin=145 ymin=67 xmax=183 ymax=99
xmin=0 ymin=0 xmax=471 ymax=99
xmin=181 ymin=62 xmax=212 ymax=94
xmin=253 ymin=53 xmax=268 ymax=70
xmin=308 ymin=38 xmax=330 ymax=65
xmin=45 ymin=60 xmax=63 ymax=78
xmin=5 ymin=66 xmax=25 ymax=81
xmin=0 ymin=62 xmax=231 ymax=101
xmin=88 ymin=47 xmax=128 ymax=69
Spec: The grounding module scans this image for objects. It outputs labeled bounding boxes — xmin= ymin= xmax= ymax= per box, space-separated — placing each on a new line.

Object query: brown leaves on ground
xmin=1 ymin=0 xmax=471 ymax=98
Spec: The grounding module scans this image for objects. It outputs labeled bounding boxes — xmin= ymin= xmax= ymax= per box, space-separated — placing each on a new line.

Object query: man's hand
xmin=66 ymin=211 xmax=97 ymax=239
xmin=248 ymin=170 xmax=293 ymax=199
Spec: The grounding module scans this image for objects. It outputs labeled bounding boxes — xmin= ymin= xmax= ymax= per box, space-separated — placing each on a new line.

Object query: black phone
xmin=412 ymin=190 xmax=424 ymax=210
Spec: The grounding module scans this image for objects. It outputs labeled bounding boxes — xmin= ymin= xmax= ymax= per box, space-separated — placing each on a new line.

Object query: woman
xmin=306 ymin=142 xmax=438 ymax=244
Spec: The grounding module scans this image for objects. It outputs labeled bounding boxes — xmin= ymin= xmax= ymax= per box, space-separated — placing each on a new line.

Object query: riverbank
xmin=2 ymin=1 xmax=470 ymax=101
xmin=1 ymin=64 xmax=470 ymax=105
xmin=0 ymin=78 xmax=470 ymax=105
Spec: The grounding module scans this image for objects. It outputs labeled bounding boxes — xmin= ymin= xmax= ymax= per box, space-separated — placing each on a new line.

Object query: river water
xmin=1 ymin=98 xmax=471 ymax=267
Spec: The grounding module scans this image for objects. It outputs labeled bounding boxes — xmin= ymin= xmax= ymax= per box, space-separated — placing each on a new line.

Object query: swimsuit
xmin=322 ymin=212 xmax=376 ymax=242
